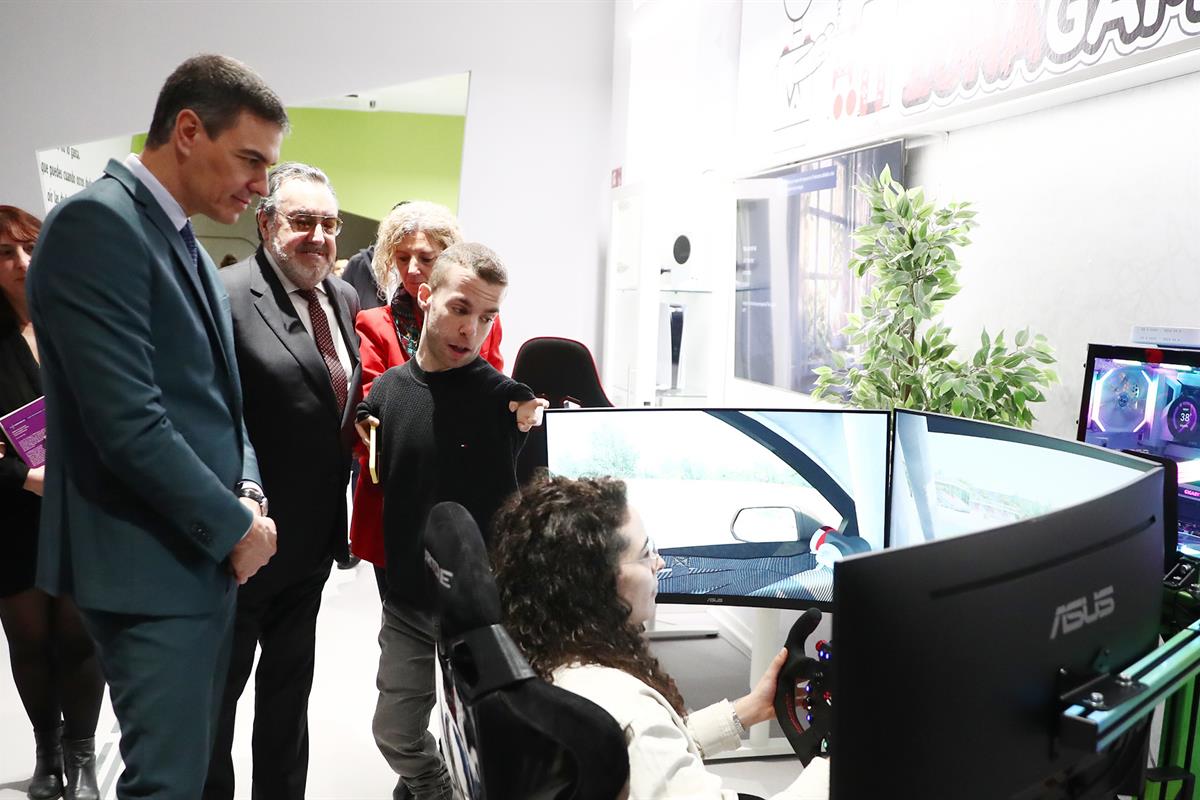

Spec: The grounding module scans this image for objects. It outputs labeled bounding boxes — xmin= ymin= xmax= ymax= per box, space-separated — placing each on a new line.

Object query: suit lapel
xmin=122 ymin=170 xmax=222 ymax=341
xmin=325 ymin=280 xmax=360 ymax=370
xmin=324 ymin=279 xmax=361 ymax=429
xmin=107 ymin=161 xmax=240 ymax=401
xmin=196 ymin=249 xmax=239 ymax=405
xmin=251 ymin=251 xmax=341 ymax=419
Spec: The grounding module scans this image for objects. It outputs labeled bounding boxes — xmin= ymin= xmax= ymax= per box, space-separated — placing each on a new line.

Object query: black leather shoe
xmin=336 ymin=554 xmax=361 ymax=570
xmin=28 ymin=724 xmax=63 ymax=800
xmin=63 ymin=737 xmax=99 ymax=800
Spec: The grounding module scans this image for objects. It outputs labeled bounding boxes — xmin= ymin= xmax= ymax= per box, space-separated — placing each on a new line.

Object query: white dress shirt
xmin=262 ymin=248 xmax=353 ymax=397
xmin=123 ymin=153 xmax=188 ymax=232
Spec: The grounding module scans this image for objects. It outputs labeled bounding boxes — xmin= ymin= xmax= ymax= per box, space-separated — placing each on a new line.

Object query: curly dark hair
xmin=491 ymin=474 xmax=686 ymax=716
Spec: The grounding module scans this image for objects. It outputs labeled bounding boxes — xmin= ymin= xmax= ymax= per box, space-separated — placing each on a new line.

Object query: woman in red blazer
xmin=351 ymin=202 xmax=504 ymax=596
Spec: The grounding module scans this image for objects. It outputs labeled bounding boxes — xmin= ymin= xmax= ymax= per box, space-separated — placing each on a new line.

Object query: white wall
xmin=621 ymin=0 xmax=741 ymax=185
xmin=905 ymin=70 xmax=1200 ymax=437
xmin=0 ymin=0 xmax=615 ymax=369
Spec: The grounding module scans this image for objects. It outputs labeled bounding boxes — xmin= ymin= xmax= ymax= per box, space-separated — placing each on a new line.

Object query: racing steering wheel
xmin=772 ymin=607 xmax=832 ymax=766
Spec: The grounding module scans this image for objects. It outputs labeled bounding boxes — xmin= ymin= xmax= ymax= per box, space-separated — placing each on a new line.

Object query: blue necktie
xmin=180 ymin=221 xmax=199 ymax=269
xmin=179 ymin=219 xmax=215 ymax=322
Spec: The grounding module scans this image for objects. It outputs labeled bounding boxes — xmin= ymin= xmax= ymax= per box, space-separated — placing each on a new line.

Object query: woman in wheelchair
xmin=491 ymin=475 xmax=829 ymax=799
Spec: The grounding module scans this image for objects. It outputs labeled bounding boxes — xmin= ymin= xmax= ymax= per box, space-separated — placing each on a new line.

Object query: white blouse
xmin=552 ymin=663 xmax=829 ymax=800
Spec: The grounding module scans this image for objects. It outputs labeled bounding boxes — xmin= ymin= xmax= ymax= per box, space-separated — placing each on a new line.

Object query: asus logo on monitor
xmin=1050 ymin=586 xmax=1115 ymax=640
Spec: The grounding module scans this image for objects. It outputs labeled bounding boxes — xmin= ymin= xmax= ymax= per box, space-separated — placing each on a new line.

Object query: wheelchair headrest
xmin=423 ymin=501 xmax=503 ymax=641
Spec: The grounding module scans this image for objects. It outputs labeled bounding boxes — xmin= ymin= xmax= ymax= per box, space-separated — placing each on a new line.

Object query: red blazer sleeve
xmin=353 ymin=307 xmax=408 ymax=460
xmin=355 ymin=306 xmax=407 ymax=400
xmin=481 ymin=315 xmax=505 ymax=373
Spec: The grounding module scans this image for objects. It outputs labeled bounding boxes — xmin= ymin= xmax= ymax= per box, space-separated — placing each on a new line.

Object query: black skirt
xmin=0 ymin=489 xmax=40 ymax=597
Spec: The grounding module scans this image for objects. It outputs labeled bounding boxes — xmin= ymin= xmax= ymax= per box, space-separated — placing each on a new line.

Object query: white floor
xmin=0 ymin=564 xmax=801 ymax=799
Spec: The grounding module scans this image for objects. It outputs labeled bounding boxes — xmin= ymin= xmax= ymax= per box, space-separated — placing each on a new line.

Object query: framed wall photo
xmin=733 ymin=139 xmax=903 ymax=395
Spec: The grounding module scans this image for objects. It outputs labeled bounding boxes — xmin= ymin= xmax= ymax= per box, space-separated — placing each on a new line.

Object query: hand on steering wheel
xmin=773 ymin=607 xmax=832 ymax=766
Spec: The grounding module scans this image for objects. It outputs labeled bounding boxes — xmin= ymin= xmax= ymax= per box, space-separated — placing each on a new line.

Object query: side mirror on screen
xmin=730 ymin=506 xmax=803 ymax=543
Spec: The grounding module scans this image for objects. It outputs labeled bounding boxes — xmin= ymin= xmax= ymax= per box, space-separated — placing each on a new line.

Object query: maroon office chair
xmin=512 ymin=337 xmax=612 ymax=485
xmin=511 ymin=337 xmax=612 ymax=410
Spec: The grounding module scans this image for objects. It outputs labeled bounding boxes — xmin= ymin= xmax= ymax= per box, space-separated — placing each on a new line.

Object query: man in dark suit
xmin=26 ymin=55 xmax=283 ymax=799
xmin=203 ymin=162 xmax=361 ymax=800
xmin=341 ymin=243 xmax=384 ymax=313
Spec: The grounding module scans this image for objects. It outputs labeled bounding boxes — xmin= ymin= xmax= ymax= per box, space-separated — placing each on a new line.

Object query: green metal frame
xmin=1140 ymin=591 xmax=1200 ymax=800
xmin=1060 ymin=589 xmax=1200 ymax=800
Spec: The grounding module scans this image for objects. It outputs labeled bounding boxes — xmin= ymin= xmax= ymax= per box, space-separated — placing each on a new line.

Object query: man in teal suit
xmin=27 ymin=55 xmax=286 ymax=799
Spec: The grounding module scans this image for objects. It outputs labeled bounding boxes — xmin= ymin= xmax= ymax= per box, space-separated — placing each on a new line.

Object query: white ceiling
xmin=294 ymin=72 xmax=470 ymax=116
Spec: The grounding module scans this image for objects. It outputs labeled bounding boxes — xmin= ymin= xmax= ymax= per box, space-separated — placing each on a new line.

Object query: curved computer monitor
xmin=834 ymin=411 xmax=1164 ymax=798
xmin=540 ymin=407 xmax=889 ymax=610
xmin=890 ymin=409 xmax=1152 ymax=546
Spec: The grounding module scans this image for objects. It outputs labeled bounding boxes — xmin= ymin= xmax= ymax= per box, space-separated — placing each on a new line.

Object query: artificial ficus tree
xmin=812 ymin=166 xmax=1057 ymax=429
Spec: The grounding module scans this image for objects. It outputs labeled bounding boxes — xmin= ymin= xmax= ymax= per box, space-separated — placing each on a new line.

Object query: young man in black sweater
xmin=356 ymin=242 xmax=546 ymax=800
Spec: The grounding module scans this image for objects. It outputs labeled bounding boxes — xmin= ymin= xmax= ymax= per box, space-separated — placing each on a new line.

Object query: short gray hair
xmin=257 ymin=161 xmax=337 ymax=218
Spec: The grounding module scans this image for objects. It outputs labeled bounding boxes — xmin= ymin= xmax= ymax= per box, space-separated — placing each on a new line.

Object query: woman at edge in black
xmin=0 ymin=205 xmax=104 ymax=800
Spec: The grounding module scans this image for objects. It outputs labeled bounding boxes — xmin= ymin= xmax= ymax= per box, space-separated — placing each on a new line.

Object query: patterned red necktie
xmin=298 ymin=288 xmax=348 ymax=414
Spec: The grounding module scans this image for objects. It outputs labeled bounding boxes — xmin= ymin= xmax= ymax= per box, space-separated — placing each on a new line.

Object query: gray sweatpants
xmin=372 ymin=598 xmax=453 ymax=800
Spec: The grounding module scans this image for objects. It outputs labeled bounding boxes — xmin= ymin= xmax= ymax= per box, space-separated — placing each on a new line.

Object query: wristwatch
xmin=731 ymin=707 xmax=746 ymax=736
xmin=236 ymin=482 xmax=269 ymax=516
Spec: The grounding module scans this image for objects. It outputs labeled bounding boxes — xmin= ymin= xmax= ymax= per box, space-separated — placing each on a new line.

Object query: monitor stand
xmin=706 ymin=607 xmax=800 ymax=761
xmin=644 ymin=612 xmax=718 ymax=641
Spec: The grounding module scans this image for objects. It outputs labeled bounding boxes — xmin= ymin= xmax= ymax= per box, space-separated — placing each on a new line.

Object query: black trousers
xmin=203 ymin=560 xmax=332 ymax=800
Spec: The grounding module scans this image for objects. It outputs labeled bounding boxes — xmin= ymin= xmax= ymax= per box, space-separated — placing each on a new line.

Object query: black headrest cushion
xmin=423 ymin=501 xmax=502 ymax=640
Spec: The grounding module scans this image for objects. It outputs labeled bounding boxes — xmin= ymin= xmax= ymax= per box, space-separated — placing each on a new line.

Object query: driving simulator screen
xmin=892 ymin=410 xmax=1147 ymax=548
xmin=544 ymin=408 xmax=888 ymax=605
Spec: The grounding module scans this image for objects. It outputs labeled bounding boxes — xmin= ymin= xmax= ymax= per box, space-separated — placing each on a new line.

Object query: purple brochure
xmin=0 ymin=396 xmax=46 ymax=468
